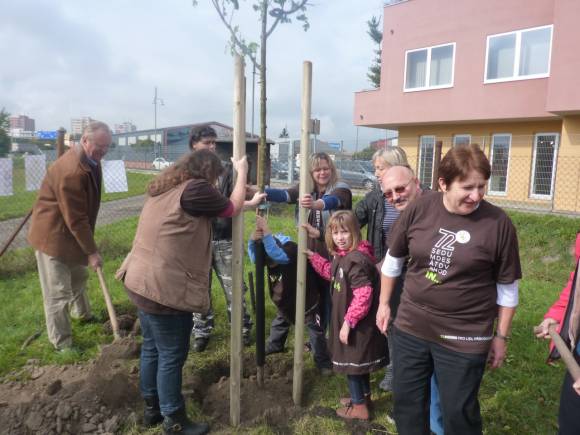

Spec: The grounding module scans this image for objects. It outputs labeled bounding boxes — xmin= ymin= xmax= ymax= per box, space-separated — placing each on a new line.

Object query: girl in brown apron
xmin=306 ymin=210 xmax=388 ymax=420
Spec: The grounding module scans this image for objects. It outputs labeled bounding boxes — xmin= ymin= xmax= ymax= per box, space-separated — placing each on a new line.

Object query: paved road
xmin=0 ymin=195 xmax=146 ymax=253
xmin=0 ymin=183 xmax=367 ymax=254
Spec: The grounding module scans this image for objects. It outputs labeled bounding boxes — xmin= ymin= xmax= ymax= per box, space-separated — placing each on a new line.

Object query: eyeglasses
xmin=383 ymin=178 xmax=413 ymax=199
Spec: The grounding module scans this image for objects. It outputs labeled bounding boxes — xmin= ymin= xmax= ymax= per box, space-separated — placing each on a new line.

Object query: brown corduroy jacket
xmin=28 ymin=144 xmax=101 ymax=265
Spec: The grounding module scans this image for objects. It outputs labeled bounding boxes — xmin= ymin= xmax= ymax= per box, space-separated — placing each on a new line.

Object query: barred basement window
xmin=418 ymin=136 xmax=435 ymax=186
xmin=530 ymin=133 xmax=559 ymax=199
xmin=489 ymin=134 xmax=511 ymax=195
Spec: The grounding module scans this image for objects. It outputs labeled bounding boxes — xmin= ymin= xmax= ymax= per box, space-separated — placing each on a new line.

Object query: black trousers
xmin=392 ymin=327 xmax=487 ymax=435
xmin=558 ymin=352 xmax=580 ymax=435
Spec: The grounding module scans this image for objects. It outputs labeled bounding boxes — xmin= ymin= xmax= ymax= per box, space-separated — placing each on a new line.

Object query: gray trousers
xmin=35 ymin=251 xmax=92 ymax=349
xmin=192 ymin=239 xmax=253 ymax=339
xmin=267 ymin=312 xmax=331 ymax=370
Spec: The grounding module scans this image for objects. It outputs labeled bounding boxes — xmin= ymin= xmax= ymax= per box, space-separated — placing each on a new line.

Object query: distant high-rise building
xmin=70 ymin=117 xmax=95 ymax=136
xmin=114 ymin=121 xmax=137 ymax=134
xmin=9 ymin=115 xmax=35 ymax=132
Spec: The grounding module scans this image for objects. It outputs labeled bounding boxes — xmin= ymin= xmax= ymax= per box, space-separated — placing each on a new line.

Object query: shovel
xmin=534 ymin=323 xmax=580 ymax=381
xmin=96 ymin=266 xmax=121 ymax=341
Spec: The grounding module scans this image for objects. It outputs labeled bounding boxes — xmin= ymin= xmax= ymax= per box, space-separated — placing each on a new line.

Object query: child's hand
xmin=300 ymin=194 xmax=323 ymax=210
xmin=250 ymin=229 xmax=263 ymax=240
xmin=256 ymin=215 xmax=271 ymax=235
xmin=248 ymin=191 xmax=267 ymax=207
xmin=301 ymin=223 xmax=320 ymax=239
xmin=339 ymin=321 xmax=350 ymax=345
xmin=304 ymin=249 xmax=315 ymax=259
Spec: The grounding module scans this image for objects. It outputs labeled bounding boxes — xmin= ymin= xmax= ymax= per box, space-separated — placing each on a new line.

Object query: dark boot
xmin=162 ymin=407 xmax=209 ymax=435
xmin=143 ymin=396 xmax=163 ymax=427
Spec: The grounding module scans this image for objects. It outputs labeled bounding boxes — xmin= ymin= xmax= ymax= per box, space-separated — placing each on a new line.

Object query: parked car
xmin=151 ymin=157 xmax=173 ymax=170
xmin=270 ymin=161 xmax=288 ymax=179
xmin=335 ymin=159 xmax=376 ymax=190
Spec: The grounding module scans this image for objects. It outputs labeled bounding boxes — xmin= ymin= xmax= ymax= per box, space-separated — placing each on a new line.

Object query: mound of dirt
xmin=0 ymin=337 xmax=141 ymax=435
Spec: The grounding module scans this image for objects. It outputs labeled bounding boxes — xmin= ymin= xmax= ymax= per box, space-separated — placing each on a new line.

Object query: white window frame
xmin=453 ymin=134 xmax=471 ymax=147
xmin=417 ymin=135 xmax=436 ymax=186
xmin=530 ymin=132 xmax=559 ymax=200
xmin=488 ymin=133 xmax=512 ymax=196
xmin=484 ymin=24 xmax=553 ymax=84
xmin=404 ymin=42 xmax=456 ymax=92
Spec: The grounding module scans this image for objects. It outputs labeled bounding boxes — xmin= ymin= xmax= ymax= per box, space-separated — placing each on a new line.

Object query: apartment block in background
xmin=70 ymin=117 xmax=96 ymax=136
xmin=9 ymin=115 xmax=35 ymax=133
xmin=354 ymin=0 xmax=580 ymax=214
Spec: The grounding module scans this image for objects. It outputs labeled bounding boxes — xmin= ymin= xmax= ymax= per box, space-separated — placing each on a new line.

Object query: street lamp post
xmin=153 ymin=86 xmax=164 ymax=158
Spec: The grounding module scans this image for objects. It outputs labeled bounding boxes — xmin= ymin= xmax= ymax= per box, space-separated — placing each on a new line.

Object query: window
xmin=530 ymin=133 xmax=559 ymax=199
xmin=453 ymin=134 xmax=471 ymax=147
xmin=405 ymin=43 xmax=455 ymax=91
xmin=488 ymin=134 xmax=511 ymax=195
xmin=485 ymin=25 xmax=552 ymax=83
xmin=418 ymin=136 xmax=435 ymax=186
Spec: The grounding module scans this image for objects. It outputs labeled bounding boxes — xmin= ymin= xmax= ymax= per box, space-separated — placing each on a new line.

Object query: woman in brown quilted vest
xmin=117 ymin=149 xmax=263 ymax=435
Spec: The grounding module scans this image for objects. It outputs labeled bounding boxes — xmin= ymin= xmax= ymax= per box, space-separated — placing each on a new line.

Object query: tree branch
xmin=266 ymin=0 xmax=310 ymax=38
xmin=210 ymin=0 xmax=260 ymax=68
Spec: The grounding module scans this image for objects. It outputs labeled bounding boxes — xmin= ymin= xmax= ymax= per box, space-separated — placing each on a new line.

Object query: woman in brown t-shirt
xmin=377 ymin=144 xmax=522 ymax=435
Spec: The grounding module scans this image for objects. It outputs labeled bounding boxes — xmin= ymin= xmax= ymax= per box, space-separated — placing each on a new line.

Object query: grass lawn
xmin=0 ymin=167 xmax=153 ymax=221
xmin=0 ymin=199 xmax=579 ymax=434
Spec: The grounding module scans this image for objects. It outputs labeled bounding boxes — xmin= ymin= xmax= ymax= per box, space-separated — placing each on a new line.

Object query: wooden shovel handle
xmin=96 ymin=267 xmax=121 ymax=341
xmin=535 ymin=324 xmax=580 ymax=381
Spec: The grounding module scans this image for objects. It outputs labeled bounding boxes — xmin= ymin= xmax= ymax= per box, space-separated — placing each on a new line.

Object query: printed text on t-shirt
xmin=426 ymin=228 xmax=470 ymax=283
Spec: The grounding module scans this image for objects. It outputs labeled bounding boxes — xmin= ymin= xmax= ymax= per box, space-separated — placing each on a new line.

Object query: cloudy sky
xmin=0 ymin=0 xmax=389 ymax=150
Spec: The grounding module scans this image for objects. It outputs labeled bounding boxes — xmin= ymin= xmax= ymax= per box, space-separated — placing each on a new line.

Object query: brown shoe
xmin=336 ymin=402 xmax=369 ymax=420
xmin=339 ymin=395 xmax=373 ymax=410
xmin=339 ymin=397 xmax=352 ymax=406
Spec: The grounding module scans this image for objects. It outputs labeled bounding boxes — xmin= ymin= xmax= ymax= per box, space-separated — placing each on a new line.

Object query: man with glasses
xmin=28 ymin=121 xmax=112 ymax=351
xmin=381 ymin=166 xmax=423 ymax=212
xmin=381 ymin=165 xmax=443 ymax=435
xmin=188 ymin=125 xmax=253 ymax=352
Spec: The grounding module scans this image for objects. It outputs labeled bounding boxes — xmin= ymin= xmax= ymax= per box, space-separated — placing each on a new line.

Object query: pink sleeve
xmin=218 ymin=201 xmax=234 ymax=217
xmin=544 ymin=270 xmax=575 ymax=325
xmin=309 ymin=253 xmax=331 ymax=281
xmin=344 ymin=285 xmax=373 ymax=328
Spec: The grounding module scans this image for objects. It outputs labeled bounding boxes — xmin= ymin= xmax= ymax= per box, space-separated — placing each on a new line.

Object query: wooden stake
xmin=293 ymin=60 xmax=313 ymax=406
xmin=230 ymin=54 xmax=246 ymax=427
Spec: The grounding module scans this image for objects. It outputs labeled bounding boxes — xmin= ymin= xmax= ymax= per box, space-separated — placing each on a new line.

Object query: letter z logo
xmin=434 ymin=228 xmax=457 ymax=251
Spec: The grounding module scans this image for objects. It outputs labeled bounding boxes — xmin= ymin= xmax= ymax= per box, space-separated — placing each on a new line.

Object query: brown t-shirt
xmin=388 ymin=192 xmax=522 ymax=353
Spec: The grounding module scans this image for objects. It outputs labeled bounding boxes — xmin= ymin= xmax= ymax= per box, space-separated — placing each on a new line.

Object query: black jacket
xmin=355 ymin=188 xmax=387 ymax=261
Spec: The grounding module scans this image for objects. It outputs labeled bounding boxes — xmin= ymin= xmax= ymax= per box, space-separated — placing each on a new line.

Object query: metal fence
xmin=1 ymin=135 xmax=578 ymax=260
xmin=398 ymin=134 xmax=580 ymax=215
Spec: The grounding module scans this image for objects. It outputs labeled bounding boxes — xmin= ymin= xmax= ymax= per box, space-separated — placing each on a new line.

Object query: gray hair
xmin=82 ymin=121 xmax=111 ymax=139
xmin=372 ymin=146 xmax=408 ymax=167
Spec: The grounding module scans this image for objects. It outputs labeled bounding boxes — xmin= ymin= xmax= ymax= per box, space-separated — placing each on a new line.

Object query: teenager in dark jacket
xmin=247 ymin=215 xmax=318 ymax=355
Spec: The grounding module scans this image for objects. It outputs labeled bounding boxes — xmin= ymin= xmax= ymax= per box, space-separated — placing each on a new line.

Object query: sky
xmin=0 ymin=0 xmax=390 ymax=151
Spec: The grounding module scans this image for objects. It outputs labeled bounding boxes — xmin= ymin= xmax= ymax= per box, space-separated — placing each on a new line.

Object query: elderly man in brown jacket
xmin=28 ymin=121 xmax=112 ymax=350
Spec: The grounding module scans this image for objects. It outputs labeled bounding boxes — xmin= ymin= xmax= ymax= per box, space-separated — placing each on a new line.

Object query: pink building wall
xmin=354 ymin=0 xmax=580 ymax=128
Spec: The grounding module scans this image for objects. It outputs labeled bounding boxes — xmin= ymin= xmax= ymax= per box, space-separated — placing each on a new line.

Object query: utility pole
xmin=153 ymin=86 xmax=164 ymax=158
xmin=355 ymin=126 xmax=359 ymax=155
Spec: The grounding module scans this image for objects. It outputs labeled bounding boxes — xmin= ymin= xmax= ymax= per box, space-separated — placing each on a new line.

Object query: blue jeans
xmin=139 ymin=310 xmax=193 ymax=416
xmin=347 ymin=374 xmax=371 ymax=404
xmin=430 ymin=374 xmax=444 ymax=435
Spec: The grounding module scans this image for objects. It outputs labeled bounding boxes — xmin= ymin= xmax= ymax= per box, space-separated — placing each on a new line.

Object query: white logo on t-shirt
xmin=428 ymin=228 xmax=470 ymax=280
xmin=456 ymin=230 xmax=471 ymax=244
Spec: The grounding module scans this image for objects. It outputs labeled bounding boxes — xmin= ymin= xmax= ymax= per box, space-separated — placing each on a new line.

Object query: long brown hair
xmin=325 ymin=210 xmax=361 ymax=255
xmin=147 ymin=149 xmax=223 ymax=196
xmin=309 ymin=152 xmax=338 ymax=189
